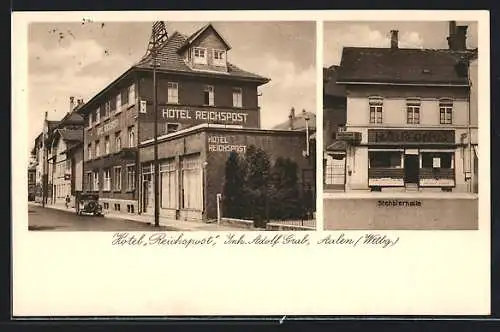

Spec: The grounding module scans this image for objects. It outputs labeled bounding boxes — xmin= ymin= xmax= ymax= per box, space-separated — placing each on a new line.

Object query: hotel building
xmin=76 ymin=22 xmax=315 ymax=221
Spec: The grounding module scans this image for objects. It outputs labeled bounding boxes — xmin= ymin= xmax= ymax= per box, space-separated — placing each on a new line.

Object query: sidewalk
xmin=30 ymin=202 xmax=245 ymax=232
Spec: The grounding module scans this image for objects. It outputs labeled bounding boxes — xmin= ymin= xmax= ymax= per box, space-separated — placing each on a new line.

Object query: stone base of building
xmin=141 ymin=207 xmax=204 ymax=222
xmin=100 ymin=198 xmax=138 ymax=215
xmin=323 ymin=194 xmax=478 ymax=230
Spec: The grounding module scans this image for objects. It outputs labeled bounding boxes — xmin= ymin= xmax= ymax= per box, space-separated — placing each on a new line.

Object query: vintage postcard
xmin=12 ymin=10 xmax=490 ymax=317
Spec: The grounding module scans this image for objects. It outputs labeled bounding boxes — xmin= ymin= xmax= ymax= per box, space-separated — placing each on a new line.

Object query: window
xmin=128 ymin=84 xmax=136 ymax=105
xmin=369 ymin=151 xmax=402 ymax=168
xmin=160 ymin=160 xmax=177 ymax=209
xmin=103 ymin=169 xmax=111 ymax=191
xmin=65 ymin=159 xmax=71 ymax=171
xmin=113 ymin=166 xmax=122 ymax=191
xmin=369 ymin=97 xmax=383 ymax=124
xmin=114 ymin=204 xmax=121 ymax=211
xmin=128 ymin=126 xmax=135 ymax=147
xmin=407 ymin=99 xmax=421 ymax=124
xmin=213 ymin=49 xmax=226 ymax=66
xmin=115 ymin=131 xmax=122 ymax=151
xmin=181 ymin=155 xmax=202 ymax=210
xmin=204 ymin=85 xmax=214 ymax=106
xmin=121 ymin=88 xmax=129 ymax=106
xmin=126 ymin=165 xmax=136 ymax=191
xmin=103 ymin=202 xmax=109 ymax=210
xmin=87 ymin=143 xmax=92 ymax=160
xmin=193 ymin=47 xmax=207 ymax=64
xmin=167 ymin=82 xmax=178 ymax=104
xmin=104 ymin=101 xmax=111 ymax=117
xmin=104 ymin=136 xmax=110 ymax=155
xmin=440 ymin=99 xmax=453 ymax=124
xmin=93 ymin=171 xmax=99 ymax=191
xmin=95 ymin=108 xmax=100 ymax=123
xmin=232 ymin=88 xmax=242 ymax=108
xmin=88 ymin=113 xmax=93 ymax=127
xmin=165 ymin=123 xmax=180 ymax=134
xmin=95 ymin=140 xmax=100 ymax=158
xmin=110 ymin=96 xmax=117 ymax=112
xmin=422 ymin=152 xmax=453 ymax=169
xmin=116 ymin=93 xmax=121 ymax=111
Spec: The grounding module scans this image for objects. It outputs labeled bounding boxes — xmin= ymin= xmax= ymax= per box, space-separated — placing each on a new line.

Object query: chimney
xmin=390 ymin=30 xmax=399 ymax=49
xmin=455 ymin=26 xmax=468 ymax=51
xmin=69 ymin=96 xmax=75 ymax=112
xmin=44 ymin=111 xmax=48 ymax=121
xmin=289 ymin=107 xmax=295 ymax=130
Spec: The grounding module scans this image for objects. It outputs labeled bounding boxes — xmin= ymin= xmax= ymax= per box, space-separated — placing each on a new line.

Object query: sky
xmin=324 ymin=21 xmax=478 ymax=66
xmin=27 ymin=21 xmax=316 ymax=152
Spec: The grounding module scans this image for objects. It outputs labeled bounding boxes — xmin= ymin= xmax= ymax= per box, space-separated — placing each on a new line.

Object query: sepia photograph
xmin=27 ymin=20 xmax=317 ymax=232
xmin=322 ymin=20 xmax=479 ymax=230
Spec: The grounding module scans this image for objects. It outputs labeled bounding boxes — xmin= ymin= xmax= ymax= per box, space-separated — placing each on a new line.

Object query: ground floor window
xmin=103 ymin=169 xmax=111 ymax=191
xmin=421 ymin=152 xmax=454 ymax=169
xmin=324 ymin=155 xmax=345 ymax=185
xmin=369 ymin=151 xmax=402 ymax=168
xmin=160 ymin=159 xmax=177 ymax=209
xmin=113 ymin=166 xmax=122 ymax=191
xmin=126 ymin=164 xmax=136 ymax=191
xmin=181 ymin=155 xmax=203 ymax=210
xmin=93 ymin=171 xmax=99 ymax=191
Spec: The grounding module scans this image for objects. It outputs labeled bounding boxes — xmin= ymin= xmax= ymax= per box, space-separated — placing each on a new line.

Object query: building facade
xmin=76 ymin=22 xmax=315 ymax=221
xmin=328 ymin=22 xmax=478 ymax=193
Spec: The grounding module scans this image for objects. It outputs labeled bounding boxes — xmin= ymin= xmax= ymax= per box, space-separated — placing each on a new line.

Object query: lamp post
xmin=302 ymin=109 xmax=310 ymax=158
xmin=151 ymin=39 xmax=160 ymax=227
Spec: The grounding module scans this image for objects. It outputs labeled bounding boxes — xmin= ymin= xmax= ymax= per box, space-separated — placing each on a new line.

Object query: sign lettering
xmin=377 ymin=200 xmax=422 ymax=207
xmin=208 ymin=136 xmax=246 ymax=153
xmin=96 ymin=119 xmax=119 ymax=136
xmin=368 ymin=129 xmax=455 ymax=144
xmin=162 ymin=108 xmax=248 ymax=123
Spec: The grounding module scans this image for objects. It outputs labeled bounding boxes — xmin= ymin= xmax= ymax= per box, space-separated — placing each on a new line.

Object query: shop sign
xmin=419 ymin=178 xmax=454 ymax=187
xmin=162 ymin=108 xmax=248 ymax=124
xmin=208 ymin=136 xmax=246 ymax=153
xmin=96 ymin=119 xmax=119 ymax=136
xmin=368 ymin=129 xmax=455 ymax=144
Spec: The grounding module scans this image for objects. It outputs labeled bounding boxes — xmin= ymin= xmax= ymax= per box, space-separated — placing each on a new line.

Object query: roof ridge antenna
xmin=144 ymin=21 xmax=169 ymax=60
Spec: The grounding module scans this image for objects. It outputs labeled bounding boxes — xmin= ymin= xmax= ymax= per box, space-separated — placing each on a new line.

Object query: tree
xmin=243 ymin=145 xmax=271 ymax=227
xmin=269 ymin=157 xmax=302 ymax=220
xmin=222 ymin=151 xmax=246 ymax=218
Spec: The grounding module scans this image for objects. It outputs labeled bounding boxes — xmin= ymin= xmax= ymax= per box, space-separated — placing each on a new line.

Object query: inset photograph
xmin=323 ymin=21 xmax=478 ymax=230
xmin=28 ymin=21 xmax=317 ymax=231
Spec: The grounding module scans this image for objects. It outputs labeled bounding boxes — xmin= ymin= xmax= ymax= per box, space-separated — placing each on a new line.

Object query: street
xmin=28 ymin=204 xmax=174 ymax=231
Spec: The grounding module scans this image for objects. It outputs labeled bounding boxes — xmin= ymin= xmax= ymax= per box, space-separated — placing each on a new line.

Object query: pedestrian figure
xmin=65 ymin=195 xmax=70 ymax=209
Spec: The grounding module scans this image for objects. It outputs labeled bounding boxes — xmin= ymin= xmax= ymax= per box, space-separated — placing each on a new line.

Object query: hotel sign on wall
xmin=208 ymin=136 xmax=247 ymax=153
xmin=368 ymin=129 xmax=455 ymax=144
xmin=96 ymin=119 xmax=119 ymax=136
xmin=161 ymin=108 xmax=249 ymax=124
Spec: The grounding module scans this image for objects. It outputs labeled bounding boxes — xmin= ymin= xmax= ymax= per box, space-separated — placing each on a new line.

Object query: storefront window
xmin=181 ymin=155 xmax=202 ymax=210
xmin=369 ymin=151 xmax=402 ymax=168
xmin=160 ymin=160 xmax=177 ymax=209
xmin=422 ymin=152 xmax=453 ymax=168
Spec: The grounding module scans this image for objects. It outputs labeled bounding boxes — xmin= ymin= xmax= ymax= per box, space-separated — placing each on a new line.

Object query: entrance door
xmin=404 ymin=155 xmax=419 ymax=184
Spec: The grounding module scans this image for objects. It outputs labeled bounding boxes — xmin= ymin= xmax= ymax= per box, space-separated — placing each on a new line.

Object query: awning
xmin=326 ymin=140 xmax=348 ymax=152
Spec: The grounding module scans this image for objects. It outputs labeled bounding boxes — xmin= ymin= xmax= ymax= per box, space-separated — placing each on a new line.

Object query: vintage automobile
xmin=75 ymin=192 xmax=104 ymax=216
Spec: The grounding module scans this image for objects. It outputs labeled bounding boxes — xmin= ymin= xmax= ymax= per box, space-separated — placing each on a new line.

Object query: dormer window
xmin=193 ymin=47 xmax=207 ymax=65
xmin=213 ymin=49 xmax=226 ymax=66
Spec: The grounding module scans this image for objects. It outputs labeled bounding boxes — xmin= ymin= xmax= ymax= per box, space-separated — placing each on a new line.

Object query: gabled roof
xmin=323 ymin=65 xmax=346 ymax=97
xmin=272 ymin=111 xmax=317 ymax=131
xmin=134 ymin=30 xmax=269 ymax=83
xmin=178 ymin=23 xmax=232 ymax=52
xmin=337 ymin=47 xmax=473 ymax=86
xmin=58 ymin=111 xmax=84 ymax=128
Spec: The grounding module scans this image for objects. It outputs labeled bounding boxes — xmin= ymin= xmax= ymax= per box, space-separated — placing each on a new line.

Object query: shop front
xmin=336 ymin=129 xmax=471 ymax=192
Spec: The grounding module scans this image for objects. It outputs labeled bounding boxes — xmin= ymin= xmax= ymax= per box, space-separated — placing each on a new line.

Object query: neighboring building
xmin=323 ymin=65 xmax=347 ymax=190
xmin=329 ymin=21 xmax=478 ymax=193
xmin=28 ymin=165 xmax=36 ymax=201
xmin=49 ymin=97 xmax=85 ymax=206
xmin=32 ymin=114 xmax=60 ymax=204
xmin=76 ymin=22 xmax=316 ymax=221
